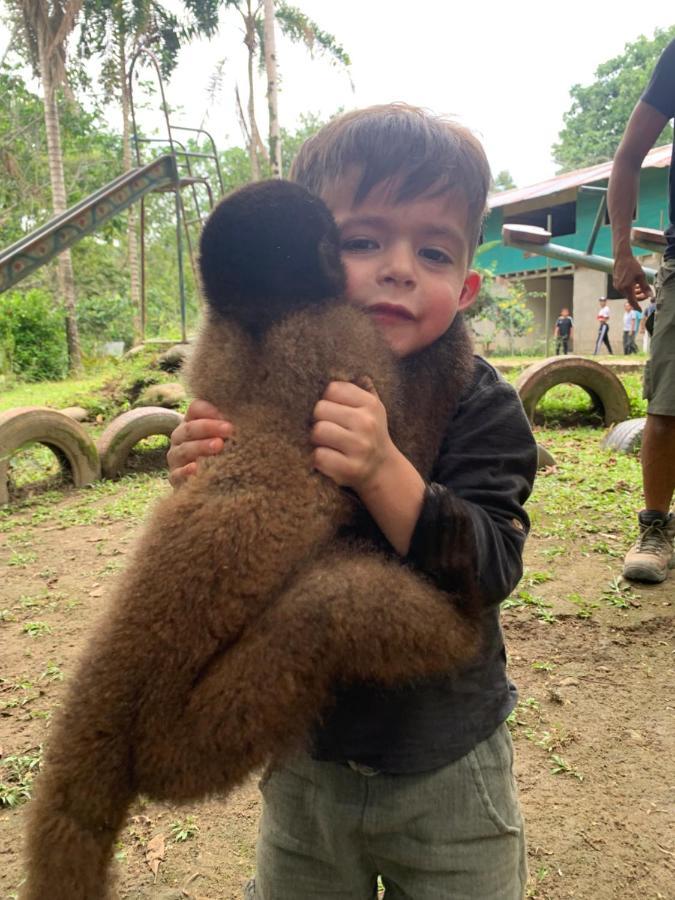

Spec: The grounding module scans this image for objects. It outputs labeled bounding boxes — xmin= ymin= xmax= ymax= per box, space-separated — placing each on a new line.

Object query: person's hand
xmin=310 ymin=380 xmax=399 ymax=495
xmin=613 ymin=252 xmax=653 ymax=309
xmin=167 ymin=399 xmax=233 ymax=488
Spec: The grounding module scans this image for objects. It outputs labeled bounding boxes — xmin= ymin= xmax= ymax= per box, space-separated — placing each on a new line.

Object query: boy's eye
xmin=419 ymin=247 xmax=452 ymax=264
xmin=341 ymin=237 xmax=378 ymax=252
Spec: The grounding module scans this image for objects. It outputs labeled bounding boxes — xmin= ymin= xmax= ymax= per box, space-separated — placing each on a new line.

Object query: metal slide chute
xmin=0 ymin=156 xmax=178 ymax=293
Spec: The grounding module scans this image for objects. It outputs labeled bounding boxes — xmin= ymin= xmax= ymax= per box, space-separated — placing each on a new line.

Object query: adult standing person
xmin=594 ymin=297 xmax=613 ymax=354
xmin=608 ymin=37 xmax=675 ymax=583
xmin=622 ymin=301 xmax=638 ymax=354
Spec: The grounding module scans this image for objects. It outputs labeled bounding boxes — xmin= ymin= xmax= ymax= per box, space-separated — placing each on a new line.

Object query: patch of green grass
xmin=0 ymin=749 xmax=42 ymax=808
xmin=550 ymin=753 xmax=583 ymax=780
xmin=40 ymin=661 xmax=63 ymax=682
xmin=531 ymin=660 xmax=555 ymax=672
xmin=8 ymin=550 xmax=38 ymax=567
xmin=567 ymin=592 xmax=598 ymax=619
xmin=22 ymin=621 xmax=52 ymax=638
xmin=170 ymin=815 xmax=199 ymax=843
xmin=503 ymin=589 xmax=556 ymax=623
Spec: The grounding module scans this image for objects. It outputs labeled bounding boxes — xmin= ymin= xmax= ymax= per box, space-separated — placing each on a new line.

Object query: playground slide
xmin=0 ymin=155 xmax=179 ymax=293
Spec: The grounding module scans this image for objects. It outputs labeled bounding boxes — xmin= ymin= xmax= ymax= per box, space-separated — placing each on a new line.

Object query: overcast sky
xmin=4 ymin=2 xmax=674 ymax=187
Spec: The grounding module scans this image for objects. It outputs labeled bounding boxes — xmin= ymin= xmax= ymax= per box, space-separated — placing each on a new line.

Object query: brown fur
xmin=23 ymin=183 xmax=480 ymax=899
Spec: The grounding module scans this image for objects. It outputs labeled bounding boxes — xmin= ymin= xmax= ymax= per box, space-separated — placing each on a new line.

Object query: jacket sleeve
xmin=407 ymin=361 xmax=538 ymax=607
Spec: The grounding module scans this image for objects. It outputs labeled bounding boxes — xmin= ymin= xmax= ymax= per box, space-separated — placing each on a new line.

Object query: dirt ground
xmin=1 ymin=446 xmax=673 ymax=900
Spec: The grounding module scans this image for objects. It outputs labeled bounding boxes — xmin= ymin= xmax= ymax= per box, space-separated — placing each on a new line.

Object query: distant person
xmin=608 ymin=36 xmax=675 ymax=583
xmin=593 ymin=297 xmax=613 ymax=354
xmin=554 ymin=307 xmax=574 ymax=354
xmin=622 ymin=301 xmax=638 ymax=354
xmin=640 ymin=297 xmax=657 ymax=353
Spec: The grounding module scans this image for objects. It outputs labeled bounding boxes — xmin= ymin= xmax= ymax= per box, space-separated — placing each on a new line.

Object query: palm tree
xmin=186 ymin=0 xmax=350 ymax=179
xmin=13 ymin=0 xmax=84 ymax=372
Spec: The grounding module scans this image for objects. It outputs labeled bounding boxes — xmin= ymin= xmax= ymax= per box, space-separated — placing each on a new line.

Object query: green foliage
xmin=0 ymin=750 xmax=42 ymax=808
xmin=553 ymin=26 xmax=675 ymax=172
xmin=0 ymin=289 xmax=68 ymax=381
xmin=275 ymin=3 xmax=351 ymax=68
xmin=76 ymin=293 xmax=136 ymax=354
xmin=493 ymin=170 xmax=516 ymax=192
xmin=465 ymin=271 xmax=535 ymax=353
xmin=170 ymin=814 xmax=200 ymax=842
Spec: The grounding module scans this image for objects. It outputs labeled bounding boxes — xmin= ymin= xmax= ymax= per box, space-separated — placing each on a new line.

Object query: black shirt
xmin=642 ymin=38 xmax=675 ymax=261
xmin=312 ymin=357 xmax=538 ymax=774
xmin=556 ymin=315 xmax=573 ymax=338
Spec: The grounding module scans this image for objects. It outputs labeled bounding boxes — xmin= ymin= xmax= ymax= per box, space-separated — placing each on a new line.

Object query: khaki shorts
xmin=250 ymin=723 xmax=527 ymax=900
xmin=644 ymin=258 xmax=675 ymax=416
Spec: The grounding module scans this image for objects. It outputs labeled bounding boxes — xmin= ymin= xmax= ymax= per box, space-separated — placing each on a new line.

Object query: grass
xmin=0 ymin=749 xmax=42 ymax=809
xmin=169 ymin=815 xmax=200 ymax=843
xmin=0 ymin=360 xmax=122 ymax=414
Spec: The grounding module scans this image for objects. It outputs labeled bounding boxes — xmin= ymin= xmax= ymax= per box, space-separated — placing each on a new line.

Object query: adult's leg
xmin=603 ymin=325 xmax=613 ymax=354
xmin=642 ymin=414 xmax=675 ymax=513
xmin=624 ymin=260 xmax=675 ymax=582
xmin=594 ymin=325 xmax=603 ymax=355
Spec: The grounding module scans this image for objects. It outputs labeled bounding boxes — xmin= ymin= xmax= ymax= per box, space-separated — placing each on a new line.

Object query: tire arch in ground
xmin=97 ymin=407 xmax=184 ymax=479
xmin=601 ymin=417 xmax=647 ymax=454
xmin=0 ymin=407 xmax=100 ymax=506
xmin=515 ymin=356 xmax=631 ymax=426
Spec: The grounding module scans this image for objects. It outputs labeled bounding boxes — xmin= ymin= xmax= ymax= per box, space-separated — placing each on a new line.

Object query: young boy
xmin=168 ymin=104 xmax=537 ymax=899
xmin=554 ymin=307 xmax=574 ymax=355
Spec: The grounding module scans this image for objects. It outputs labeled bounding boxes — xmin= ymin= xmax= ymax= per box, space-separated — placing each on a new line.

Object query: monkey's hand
xmin=167 ymin=399 xmax=234 ymax=487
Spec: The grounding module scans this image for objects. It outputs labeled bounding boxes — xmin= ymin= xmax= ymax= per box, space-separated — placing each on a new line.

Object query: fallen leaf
xmin=145 ymin=833 xmax=165 ymax=882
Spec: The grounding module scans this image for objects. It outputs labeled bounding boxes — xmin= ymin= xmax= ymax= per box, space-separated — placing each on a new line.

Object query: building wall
xmin=478 ymin=165 xmax=669 ymax=356
xmin=481 ymin=169 xmax=668 ymax=279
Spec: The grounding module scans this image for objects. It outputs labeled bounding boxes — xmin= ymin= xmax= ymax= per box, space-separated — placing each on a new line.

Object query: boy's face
xmin=321 ymin=170 xmax=481 ymax=357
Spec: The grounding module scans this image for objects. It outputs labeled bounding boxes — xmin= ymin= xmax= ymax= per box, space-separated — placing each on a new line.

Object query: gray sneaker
xmin=623 ymin=513 xmax=675 ymax=583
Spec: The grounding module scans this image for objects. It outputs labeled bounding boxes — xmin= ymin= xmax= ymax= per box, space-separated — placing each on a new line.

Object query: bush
xmin=76 ymin=293 xmax=135 ymax=355
xmin=0 ymin=289 xmax=68 ymax=381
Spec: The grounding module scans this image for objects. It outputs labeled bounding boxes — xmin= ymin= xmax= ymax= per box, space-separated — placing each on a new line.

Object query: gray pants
xmin=249 ymin=723 xmax=527 ymax=899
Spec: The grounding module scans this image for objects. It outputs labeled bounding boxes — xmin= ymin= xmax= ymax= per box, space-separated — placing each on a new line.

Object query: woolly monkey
xmin=23 ymin=181 xmax=480 ymax=899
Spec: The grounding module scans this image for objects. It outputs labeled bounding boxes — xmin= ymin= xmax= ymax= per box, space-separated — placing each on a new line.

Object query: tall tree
xmin=185 ymin=0 xmax=350 ymax=179
xmin=263 ymin=0 xmax=281 ymax=177
xmin=553 ymin=26 xmax=675 ymax=172
xmin=78 ymin=0 xmax=183 ymax=341
xmin=493 ymin=170 xmax=516 ymax=192
xmin=11 ymin=0 xmax=84 ymax=372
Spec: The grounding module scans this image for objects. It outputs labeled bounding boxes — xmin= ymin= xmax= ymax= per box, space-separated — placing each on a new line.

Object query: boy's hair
xmin=289 ymin=103 xmax=491 ymax=257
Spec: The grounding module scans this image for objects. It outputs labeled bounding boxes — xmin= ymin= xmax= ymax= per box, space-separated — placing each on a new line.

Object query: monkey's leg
xmin=133 ymin=548 xmax=479 ymax=802
xmin=23 ymin=449 xmax=351 ymax=899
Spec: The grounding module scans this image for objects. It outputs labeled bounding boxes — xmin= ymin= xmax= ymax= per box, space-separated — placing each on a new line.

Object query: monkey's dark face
xmin=199 ymin=180 xmax=346 ymax=335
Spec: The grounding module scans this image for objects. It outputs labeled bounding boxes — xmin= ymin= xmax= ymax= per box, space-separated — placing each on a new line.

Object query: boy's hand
xmin=311 ymin=380 xmax=398 ymax=494
xmin=167 ymin=399 xmax=233 ymax=488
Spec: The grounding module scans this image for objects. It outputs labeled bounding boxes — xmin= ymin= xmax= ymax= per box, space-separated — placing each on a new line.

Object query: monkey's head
xmin=199 ymin=180 xmax=346 ymax=336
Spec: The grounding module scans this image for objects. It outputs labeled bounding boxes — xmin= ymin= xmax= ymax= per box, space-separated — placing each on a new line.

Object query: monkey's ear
xmin=198 ymin=180 xmax=346 ymax=335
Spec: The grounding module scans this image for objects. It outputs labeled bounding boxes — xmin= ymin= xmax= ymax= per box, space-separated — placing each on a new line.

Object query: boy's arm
xmin=312 ymin=365 xmax=538 ymax=605
xmin=406 ymin=366 xmax=537 ymax=606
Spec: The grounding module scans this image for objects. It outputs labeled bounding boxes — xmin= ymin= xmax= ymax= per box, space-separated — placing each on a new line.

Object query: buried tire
xmin=97 ymin=407 xmax=183 ymax=479
xmin=601 ymin=417 xmax=647 ymax=454
xmin=536 ymin=444 xmax=556 ymax=468
xmin=515 ymin=356 xmax=630 ymax=426
xmin=0 ymin=407 xmax=100 ymax=506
